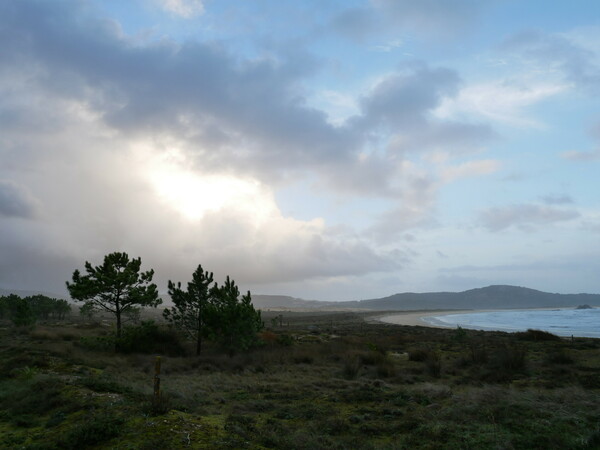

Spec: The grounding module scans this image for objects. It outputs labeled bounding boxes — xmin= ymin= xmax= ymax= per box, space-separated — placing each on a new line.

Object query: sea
xmin=421 ymin=308 xmax=600 ymax=338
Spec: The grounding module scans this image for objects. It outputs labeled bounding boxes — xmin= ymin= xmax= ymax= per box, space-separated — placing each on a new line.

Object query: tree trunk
xmin=115 ymin=302 xmax=122 ymax=352
xmin=196 ymin=309 xmax=202 ymax=355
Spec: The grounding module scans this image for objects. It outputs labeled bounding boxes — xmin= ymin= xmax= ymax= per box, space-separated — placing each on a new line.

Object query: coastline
xmin=375 ymin=307 xmax=600 ymax=338
xmin=374 ymin=310 xmax=477 ymax=328
xmin=375 ymin=307 xmax=569 ymax=329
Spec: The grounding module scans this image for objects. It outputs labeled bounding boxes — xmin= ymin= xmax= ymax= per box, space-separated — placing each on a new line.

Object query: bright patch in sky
xmin=146 ymin=153 xmax=272 ymax=222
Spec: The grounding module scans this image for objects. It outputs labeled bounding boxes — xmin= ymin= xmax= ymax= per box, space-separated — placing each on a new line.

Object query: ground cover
xmin=1 ymin=311 xmax=600 ymax=449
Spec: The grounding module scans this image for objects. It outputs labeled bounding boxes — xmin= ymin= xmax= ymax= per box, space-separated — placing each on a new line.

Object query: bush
xmin=276 ymin=334 xmax=295 ymax=346
xmin=0 ymin=375 xmax=65 ymax=421
xmin=118 ymin=321 xmax=186 ymax=355
xmin=495 ymin=344 xmax=527 ymax=371
xmin=545 ymin=349 xmax=575 ymax=365
xmin=425 ymin=352 xmax=442 ymax=378
xmin=469 ymin=342 xmax=488 ymax=364
xmin=79 ymin=321 xmax=185 ymax=355
xmin=342 ymin=356 xmax=361 ymax=379
xmin=408 ymin=348 xmax=430 ymax=362
xmin=515 ymin=329 xmax=561 ymax=341
xmin=146 ymin=393 xmax=172 ymax=416
xmin=60 ymin=412 xmax=124 ymax=449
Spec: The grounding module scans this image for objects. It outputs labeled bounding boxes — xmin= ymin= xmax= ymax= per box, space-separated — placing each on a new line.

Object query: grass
xmin=1 ymin=311 xmax=600 ymax=448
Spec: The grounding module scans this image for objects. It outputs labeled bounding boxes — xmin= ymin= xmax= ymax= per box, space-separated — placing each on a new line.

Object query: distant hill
xmin=251 ymin=295 xmax=336 ymax=310
xmin=253 ymin=285 xmax=600 ymax=311
xmin=0 ymin=288 xmax=68 ymax=299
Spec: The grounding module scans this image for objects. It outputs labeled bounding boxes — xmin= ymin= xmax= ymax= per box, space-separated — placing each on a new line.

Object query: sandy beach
xmin=374 ymin=310 xmax=476 ymax=328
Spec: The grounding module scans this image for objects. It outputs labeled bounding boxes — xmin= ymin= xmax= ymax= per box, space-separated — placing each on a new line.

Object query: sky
xmin=1 ymin=0 xmax=599 ymax=301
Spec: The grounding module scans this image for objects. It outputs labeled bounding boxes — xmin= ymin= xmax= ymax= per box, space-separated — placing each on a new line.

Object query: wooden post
xmin=153 ymin=356 xmax=161 ymax=400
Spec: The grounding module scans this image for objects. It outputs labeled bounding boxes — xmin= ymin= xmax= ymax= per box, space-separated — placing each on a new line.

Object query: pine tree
xmin=163 ymin=265 xmax=214 ymax=355
xmin=207 ymin=276 xmax=263 ymax=354
xmin=66 ymin=252 xmax=160 ymax=339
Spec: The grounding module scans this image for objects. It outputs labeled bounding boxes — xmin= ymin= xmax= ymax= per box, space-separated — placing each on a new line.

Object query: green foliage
xmin=452 ymin=325 xmax=467 ymax=342
xmin=79 ymin=321 xmax=185 ymax=356
xmin=79 ymin=302 xmax=96 ymax=321
xmin=0 ymin=375 xmax=65 ymax=426
xmin=66 ymin=252 xmax=161 ymax=338
xmin=207 ymin=276 xmax=263 ymax=354
xmin=118 ymin=321 xmax=186 ymax=355
xmin=11 ymin=297 xmax=36 ymax=327
xmin=163 ymin=264 xmax=214 ymax=355
xmin=0 ymin=294 xmax=71 ymax=326
xmin=165 ymin=265 xmax=263 ymax=355
xmin=515 ymin=328 xmax=561 ymax=341
xmin=60 ymin=411 xmax=124 ymax=449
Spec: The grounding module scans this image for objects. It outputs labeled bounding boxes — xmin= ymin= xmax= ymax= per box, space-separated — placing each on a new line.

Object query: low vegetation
xmin=2 ymin=309 xmax=600 ymax=449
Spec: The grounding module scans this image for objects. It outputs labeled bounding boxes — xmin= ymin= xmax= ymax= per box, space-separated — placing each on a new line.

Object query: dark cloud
xmin=0 ymin=181 xmax=37 ymax=218
xmin=350 ymin=63 xmax=493 ymax=156
xmin=479 ymin=204 xmax=580 ymax=232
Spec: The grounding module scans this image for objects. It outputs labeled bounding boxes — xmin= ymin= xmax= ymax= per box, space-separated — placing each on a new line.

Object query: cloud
xmin=435 ymin=79 xmax=568 ymax=127
xmin=540 ymin=194 xmax=574 ymax=205
xmin=561 ymin=149 xmax=600 ymax=161
xmin=440 ymin=159 xmax=501 ymax=182
xmin=479 ymin=204 xmax=580 ymax=232
xmin=371 ymin=0 xmax=485 ymax=38
xmin=157 ymin=0 xmax=204 ymax=18
xmin=501 ymin=30 xmax=600 ymax=92
xmin=0 ymin=0 xmax=500 ymax=294
xmin=561 ymin=121 xmax=600 ymax=161
xmin=0 ymin=181 xmax=37 ymax=219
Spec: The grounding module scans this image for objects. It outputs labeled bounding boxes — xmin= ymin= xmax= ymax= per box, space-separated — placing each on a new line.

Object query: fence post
xmin=153 ymin=356 xmax=161 ymax=400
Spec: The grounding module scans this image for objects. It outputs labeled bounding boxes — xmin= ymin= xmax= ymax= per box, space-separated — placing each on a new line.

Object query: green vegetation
xmin=205 ymin=276 xmax=263 ymax=355
xmin=163 ymin=264 xmax=214 ymax=355
xmin=165 ymin=266 xmax=263 ymax=355
xmin=0 ymin=294 xmax=71 ymax=327
xmin=66 ymin=252 xmax=161 ymax=338
xmin=2 ymin=310 xmax=600 ymax=448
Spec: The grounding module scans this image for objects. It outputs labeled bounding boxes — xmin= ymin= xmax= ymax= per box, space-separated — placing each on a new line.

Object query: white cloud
xmin=440 ymin=159 xmax=501 ymax=182
xmin=435 ymin=80 xmax=568 ymax=127
xmin=479 ymin=204 xmax=580 ymax=232
xmin=157 ymin=0 xmax=204 ymax=18
xmin=561 ymin=149 xmax=600 ymax=161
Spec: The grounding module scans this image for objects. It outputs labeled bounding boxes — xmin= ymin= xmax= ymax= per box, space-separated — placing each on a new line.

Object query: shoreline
xmin=375 ymin=307 xmax=572 ymax=329
xmin=374 ymin=310 xmax=477 ymax=328
xmin=375 ymin=307 xmax=600 ymax=338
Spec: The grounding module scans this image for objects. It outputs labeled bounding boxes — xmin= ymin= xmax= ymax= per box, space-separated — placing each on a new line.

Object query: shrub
xmin=425 ymin=352 xmax=442 ymax=378
xmin=276 ymin=333 xmax=295 ymax=346
xmin=515 ymin=329 xmax=561 ymax=341
xmin=0 ymin=375 xmax=65 ymax=420
xmin=117 ymin=321 xmax=186 ymax=355
xmin=146 ymin=393 xmax=172 ymax=416
xmin=545 ymin=349 xmax=575 ymax=365
xmin=495 ymin=344 xmax=527 ymax=371
xmin=342 ymin=356 xmax=361 ymax=379
xmin=408 ymin=348 xmax=430 ymax=362
xmin=60 ymin=412 xmax=124 ymax=449
xmin=469 ymin=342 xmax=488 ymax=364
xmin=452 ymin=325 xmax=467 ymax=342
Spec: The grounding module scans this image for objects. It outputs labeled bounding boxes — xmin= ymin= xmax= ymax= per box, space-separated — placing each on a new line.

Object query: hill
xmin=253 ymin=285 xmax=600 ymax=311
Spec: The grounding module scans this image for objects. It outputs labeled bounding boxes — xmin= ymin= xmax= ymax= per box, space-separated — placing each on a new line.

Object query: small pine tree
xmin=66 ymin=252 xmax=161 ymax=340
xmin=207 ymin=276 xmax=263 ymax=354
xmin=163 ymin=265 xmax=214 ymax=355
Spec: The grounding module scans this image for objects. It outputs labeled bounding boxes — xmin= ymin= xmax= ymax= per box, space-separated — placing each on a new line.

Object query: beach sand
xmin=374 ymin=310 xmax=478 ymax=328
